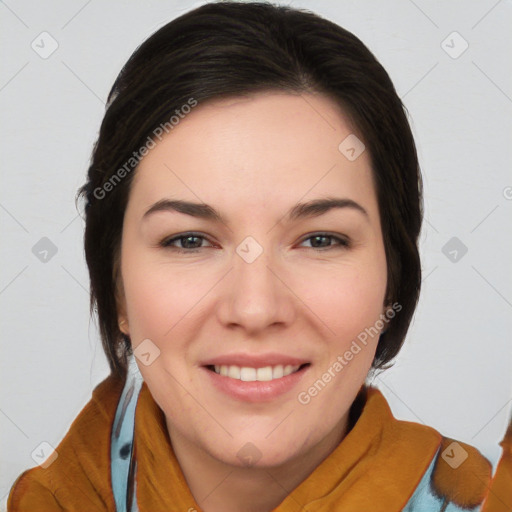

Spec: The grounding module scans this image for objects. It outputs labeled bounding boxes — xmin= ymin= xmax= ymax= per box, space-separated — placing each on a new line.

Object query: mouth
xmin=205 ymin=363 xmax=310 ymax=382
xmin=201 ymin=359 xmax=311 ymax=402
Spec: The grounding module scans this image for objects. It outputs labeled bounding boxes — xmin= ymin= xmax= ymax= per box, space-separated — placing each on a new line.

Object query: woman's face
xmin=118 ymin=92 xmax=388 ymax=468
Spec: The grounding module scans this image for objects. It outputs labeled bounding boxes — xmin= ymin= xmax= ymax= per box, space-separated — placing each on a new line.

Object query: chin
xmin=193 ymin=425 xmax=318 ymax=470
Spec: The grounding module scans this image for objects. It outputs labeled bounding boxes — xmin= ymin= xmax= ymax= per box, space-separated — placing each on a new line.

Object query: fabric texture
xmin=7 ymin=372 xmax=510 ymax=511
xmin=482 ymin=417 xmax=512 ymax=512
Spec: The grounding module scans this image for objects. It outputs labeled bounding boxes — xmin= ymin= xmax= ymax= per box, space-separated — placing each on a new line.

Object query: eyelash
xmin=160 ymin=232 xmax=350 ymax=253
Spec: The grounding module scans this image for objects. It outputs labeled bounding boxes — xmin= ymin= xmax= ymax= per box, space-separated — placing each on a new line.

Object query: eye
xmin=299 ymin=233 xmax=350 ymax=250
xmin=160 ymin=232 xmax=213 ymax=253
xmin=159 ymin=231 xmax=350 ymax=253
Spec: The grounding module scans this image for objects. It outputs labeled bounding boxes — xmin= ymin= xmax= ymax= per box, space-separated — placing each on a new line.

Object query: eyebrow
xmin=143 ymin=197 xmax=368 ymax=223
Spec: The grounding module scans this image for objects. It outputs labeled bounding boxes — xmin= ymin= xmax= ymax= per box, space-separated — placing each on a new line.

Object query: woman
xmin=8 ymin=2 xmax=511 ymax=510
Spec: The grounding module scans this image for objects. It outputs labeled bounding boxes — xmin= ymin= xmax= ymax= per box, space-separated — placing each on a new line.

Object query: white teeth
xmin=256 ymin=366 xmax=273 ymax=381
xmin=212 ymin=364 xmax=301 ymax=381
xmin=240 ymin=367 xmax=257 ymax=381
xmin=228 ymin=365 xmax=241 ymax=379
xmin=272 ymin=365 xmax=284 ymax=379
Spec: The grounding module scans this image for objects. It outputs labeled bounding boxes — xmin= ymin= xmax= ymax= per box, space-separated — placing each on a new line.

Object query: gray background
xmin=1 ymin=0 xmax=511 ymax=507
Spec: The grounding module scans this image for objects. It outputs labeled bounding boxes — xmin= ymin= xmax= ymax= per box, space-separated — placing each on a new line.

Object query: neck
xmin=166 ymin=414 xmax=349 ymax=512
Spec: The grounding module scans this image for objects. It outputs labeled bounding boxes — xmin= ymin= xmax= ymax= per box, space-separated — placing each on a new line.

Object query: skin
xmin=118 ymin=91 xmax=388 ymax=512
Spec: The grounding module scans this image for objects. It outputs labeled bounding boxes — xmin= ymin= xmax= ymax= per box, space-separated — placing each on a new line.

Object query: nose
xmin=216 ymin=239 xmax=296 ymax=335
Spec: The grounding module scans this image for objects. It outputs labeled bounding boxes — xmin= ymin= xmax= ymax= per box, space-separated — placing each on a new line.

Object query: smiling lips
xmin=202 ymin=354 xmax=311 ymax=402
xmin=212 ymin=364 xmax=301 ymax=381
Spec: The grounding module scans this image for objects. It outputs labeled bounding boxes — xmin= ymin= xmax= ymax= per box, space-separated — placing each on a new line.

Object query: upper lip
xmin=201 ymin=353 xmax=310 ymax=368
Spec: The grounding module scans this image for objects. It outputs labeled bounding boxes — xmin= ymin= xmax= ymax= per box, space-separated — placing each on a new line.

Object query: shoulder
xmin=365 ymin=388 xmax=492 ymax=509
xmin=431 ymin=437 xmax=492 ymax=504
xmin=7 ymin=374 xmax=124 ymax=512
xmin=366 ymin=388 xmax=492 ymax=511
xmin=402 ymin=437 xmax=492 ymax=510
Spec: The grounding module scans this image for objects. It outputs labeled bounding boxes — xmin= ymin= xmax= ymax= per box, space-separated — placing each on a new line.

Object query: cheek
xmin=294 ymin=264 xmax=386 ymax=426
xmin=120 ymin=235 xmax=170 ymax=333
xmin=299 ymin=260 xmax=387 ymax=338
xmin=121 ymin=265 xmax=200 ymax=399
xmin=120 ymin=221 xmax=212 ymax=337
xmin=123 ymin=265 xmax=196 ymax=340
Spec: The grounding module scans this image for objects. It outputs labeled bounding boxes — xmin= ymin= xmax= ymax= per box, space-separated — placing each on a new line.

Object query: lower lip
xmin=202 ymin=365 xmax=309 ymax=403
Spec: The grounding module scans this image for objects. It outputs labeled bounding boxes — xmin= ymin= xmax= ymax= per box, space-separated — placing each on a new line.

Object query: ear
xmin=115 ymin=266 xmax=129 ymax=335
xmin=117 ymin=306 xmax=129 ymax=336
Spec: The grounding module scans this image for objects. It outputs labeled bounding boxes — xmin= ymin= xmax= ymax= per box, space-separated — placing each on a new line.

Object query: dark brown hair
xmin=79 ymin=1 xmax=423 ymax=378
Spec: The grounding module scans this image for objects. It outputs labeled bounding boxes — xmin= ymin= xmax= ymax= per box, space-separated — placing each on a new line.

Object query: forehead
xmin=128 ymin=92 xmax=377 ymax=219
